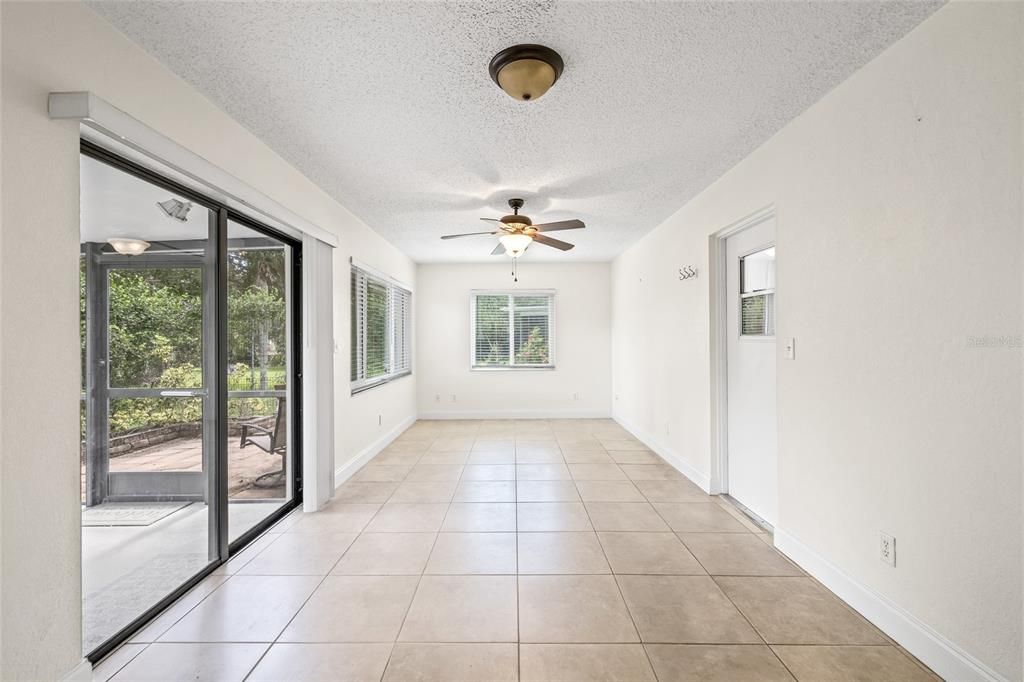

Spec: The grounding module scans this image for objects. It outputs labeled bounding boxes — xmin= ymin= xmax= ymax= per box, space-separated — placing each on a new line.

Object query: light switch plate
xmin=784 ymin=337 xmax=796 ymax=360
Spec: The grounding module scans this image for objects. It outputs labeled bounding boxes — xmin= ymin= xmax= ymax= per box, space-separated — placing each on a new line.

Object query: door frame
xmin=708 ymin=204 xmax=776 ymax=496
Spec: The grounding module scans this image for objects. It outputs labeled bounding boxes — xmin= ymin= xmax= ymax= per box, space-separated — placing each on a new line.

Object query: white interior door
xmin=725 ymin=217 xmax=778 ymax=525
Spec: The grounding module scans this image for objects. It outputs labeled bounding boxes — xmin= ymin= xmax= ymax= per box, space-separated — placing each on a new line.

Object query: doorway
xmin=79 ymin=143 xmax=302 ymax=660
xmin=713 ymin=210 xmax=778 ymax=527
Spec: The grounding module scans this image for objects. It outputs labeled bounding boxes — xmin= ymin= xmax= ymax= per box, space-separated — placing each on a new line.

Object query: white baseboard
xmin=418 ymin=408 xmax=610 ymax=420
xmin=774 ymin=528 xmax=1007 ymax=682
xmin=612 ymin=414 xmax=712 ymax=493
xmin=334 ymin=415 xmax=417 ymax=488
xmin=60 ymin=659 xmax=92 ymax=682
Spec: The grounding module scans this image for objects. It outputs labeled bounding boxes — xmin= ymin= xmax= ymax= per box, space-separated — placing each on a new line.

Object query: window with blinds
xmin=739 ymin=246 xmax=776 ymax=337
xmin=471 ymin=291 xmax=554 ymax=369
xmin=351 ymin=263 xmax=412 ymax=393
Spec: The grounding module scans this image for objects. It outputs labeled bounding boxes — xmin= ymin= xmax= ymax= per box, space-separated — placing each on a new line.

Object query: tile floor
xmin=94 ymin=419 xmax=939 ymax=681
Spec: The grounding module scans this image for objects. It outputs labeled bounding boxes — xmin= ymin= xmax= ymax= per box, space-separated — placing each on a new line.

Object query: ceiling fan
xmin=440 ymin=198 xmax=585 ymax=258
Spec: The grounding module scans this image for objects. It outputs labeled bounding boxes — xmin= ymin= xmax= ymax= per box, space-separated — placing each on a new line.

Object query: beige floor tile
xmin=585 ymin=502 xmax=670 ymax=531
xmin=575 ymin=480 xmax=647 ymax=502
xmin=517 ymin=463 xmax=572 ymax=480
xmin=383 ymin=643 xmax=518 ymax=681
xmin=332 ymin=533 xmax=436 ymax=575
xmin=352 ymin=464 xmax=411 ymax=482
xmin=518 ymin=532 xmax=610 ymax=574
xmin=454 ymin=480 xmax=516 ymax=502
xmin=364 ymin=503 xmax=449 ymax=532
xmin=130 ymin=574 xmax=229 ymax=642
xmin=281 ymin=576 xmax=419 ymax=642
xmin=617 ymin=575 xmax=760 ymax=643
xmin=654 ymin=502 xmax=752 ymax=533
xmin=386 ymin=440 xmax=434 ymax=452
xmin=516 ymin=480 xmax=580 ymax=502
xmin=467 ymin=451 xmax=516 ymax=464
xmin=442 ymin=502 xmax=517 ymax=532
xmin=406 ymin=464 xmax=465 ymax=481
xmin=160 ymin=575 xmax=321 ymax=642
xmin=418 ymin=452 xmax=471 ymax=466
xmin=634 ymin=479 xmax=708 ymax=502
xmin=516 ymin=451 xmax=566 ymax=463
xmin=680 ymin=533 xmax=802 ymax=576
xmin=334 ymin=481 xmax=399 ymax=503
xmin=519 ymin=575 xmax=639 ymax=643
xmin=607 ymin=451 xmax=663 ymax=465
xmin=599 ymin=532 xmax=706 ymax=575
xmin=598 ymin=439 xmax=649 ymax=451
xmin=212 ymin=533 xmax=280 ymax=575
xmin=771 ymin=645 xmax=937 ymax=681
xmin=520 ymin=644 xmax=656 ymax=681
xmin=388 ymin=480 xmax=457 ymax=503
xmin=558 ymin=439 xmax=605 ymax=451
xmin=93 ymin=643 xmax=146 ymax=681
xmin=428 ymin=437 xmax=474 ymax=452
xmin=425 ymin=532 xmax=517 ymax=574
xmin=247 ymin=643 xmax=393 ymax=681
xmin=399 ymin=575 xmax=518 ymax=642
xmin=471 ymin=440 xmax=516 ymax=454
xmin=568 ymin=463 xmax=628 ymax=480
xmin=561 ymin=450 xmax=615 ymax=464
xmin=715 ymin=577 xmax=888 ymax=645
xmin=372 ymin=453 xmax=424 ymax=467
xmin=109 ymin=643 xmax=268 ymax=682
xmin=620 ymin=464 xmax=684 ymax=480
xmin=239 ymin=532 xmax=356 ymax=575
xmin=461 ymin=464 xmax=516 ymax=480
xmin=645 ymin=644 xmax=795 ymax=681
xmin=517 ymin=502 xmax=593 ymax=531
xmin=286 ymin=503 xmax=381 ymax=534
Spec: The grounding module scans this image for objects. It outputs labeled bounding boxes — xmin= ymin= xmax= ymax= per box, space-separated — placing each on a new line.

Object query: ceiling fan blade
xmin=533 ymin=219 xmax=585 ymax=232
xmin=441 ymin=231 xmax=500 ymax=240
xmin=532 ymin=234 xmax=575 ymax=251
xmin=480 ymin=217 xmax=504 ymax=222
xmin=491 ymin=242 xmax=506 ymax=256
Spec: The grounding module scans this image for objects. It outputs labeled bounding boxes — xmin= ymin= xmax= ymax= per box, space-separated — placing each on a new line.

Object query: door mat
xmin=82 ymin=502 xmax=192 ymax=527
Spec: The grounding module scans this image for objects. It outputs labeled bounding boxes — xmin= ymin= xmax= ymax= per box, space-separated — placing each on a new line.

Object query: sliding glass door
xmin=79 ymin=144 xmax=301 ymax=660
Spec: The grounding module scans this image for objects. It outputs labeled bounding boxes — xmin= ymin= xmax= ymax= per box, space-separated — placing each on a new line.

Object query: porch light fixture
xmin=107 ymin=237 xmax=151 ymax=256
xmin=499 ymin=232 xmax=532 ymax=258
xmin=157 ymin=198 xmax=192 ymax=222
xmin=489 ymin=44 xmax=564 ymax=102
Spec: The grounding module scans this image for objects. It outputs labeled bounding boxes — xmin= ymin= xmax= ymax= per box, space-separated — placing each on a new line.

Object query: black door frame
xmin=81 ymin=140 xmax=304 ymax=663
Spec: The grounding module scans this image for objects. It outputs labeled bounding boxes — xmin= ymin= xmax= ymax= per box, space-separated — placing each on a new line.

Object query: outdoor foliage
xmin=82 ymin=248 xmax=288 ymax=436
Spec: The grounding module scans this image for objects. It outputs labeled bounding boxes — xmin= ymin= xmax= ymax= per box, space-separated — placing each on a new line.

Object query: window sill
xmin=351 ymin=370 xmax=412 ymax=396
xmin=470 ymin=365 xmax=556 ymax=372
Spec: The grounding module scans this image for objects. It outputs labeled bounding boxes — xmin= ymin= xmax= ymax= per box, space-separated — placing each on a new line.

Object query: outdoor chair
xmin=240 ymin=384 xmax=287 ymax=488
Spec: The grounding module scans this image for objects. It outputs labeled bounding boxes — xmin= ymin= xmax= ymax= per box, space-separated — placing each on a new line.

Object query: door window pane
xmin=739 ymin=247 xmax=776 ymax=337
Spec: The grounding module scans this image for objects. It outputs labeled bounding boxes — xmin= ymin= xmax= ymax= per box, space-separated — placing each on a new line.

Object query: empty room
xmin=0 ymin=0 xmax=1021 ymax=680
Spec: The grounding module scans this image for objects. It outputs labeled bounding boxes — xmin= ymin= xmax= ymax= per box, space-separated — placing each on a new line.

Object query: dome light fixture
xmin=107 ymin=237 xmax=151 ymax=256
xmin=499 ymin=232 xmax=533 ymax=258
xmin=489 ymin=44 xmax=564 ymax=102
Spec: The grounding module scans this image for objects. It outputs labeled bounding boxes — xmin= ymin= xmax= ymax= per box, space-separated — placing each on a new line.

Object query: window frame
xmin=350 ymin=261 xmax=413 ymax=394
xmin=738 ymin=245 xmax=776 ymax=340
xmin=469 ymin=289 xmax=556 ymax=371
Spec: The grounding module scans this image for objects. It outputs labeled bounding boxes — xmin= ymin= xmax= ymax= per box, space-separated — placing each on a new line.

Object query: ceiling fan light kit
xmin=489 ymin=44 xmax=564 ymax=102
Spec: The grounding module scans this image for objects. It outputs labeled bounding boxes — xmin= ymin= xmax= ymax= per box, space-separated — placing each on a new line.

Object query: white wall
xmin=417 ymin=263 xmax=611 ymax=419
xmin=612 ymin=3 xmax=1022 ymax=679
xmin=0 ymin=2 xmax=415 ymax=678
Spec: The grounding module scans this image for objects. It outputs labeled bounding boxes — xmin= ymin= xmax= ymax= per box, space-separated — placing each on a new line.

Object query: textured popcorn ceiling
xmin=89 ymin=1 xmax=942 ymax=263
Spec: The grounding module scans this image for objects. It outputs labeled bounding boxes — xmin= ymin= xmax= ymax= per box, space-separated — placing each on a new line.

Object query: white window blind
xmin=471 ymin=291 xmax=554 ymax=369
xmin=739 ymin=246 xmax=776 ymax=337
xmin=351 ymin=263 xmax=412 ymax=393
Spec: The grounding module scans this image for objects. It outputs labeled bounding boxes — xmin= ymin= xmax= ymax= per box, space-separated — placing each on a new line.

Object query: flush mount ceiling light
xmin=489 ymin=44 xmax=564 ymax=101
xmin=107 ymin=237 xmax=151 ymax=256
xmin=157 ymin=198 xmax=192 ymax=222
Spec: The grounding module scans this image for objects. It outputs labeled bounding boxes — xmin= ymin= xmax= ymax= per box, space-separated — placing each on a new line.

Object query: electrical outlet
xmin=573 ymin=392 xmax=580 ymax=401
xmin=879 ymin=532 xmax=896 ymax=567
